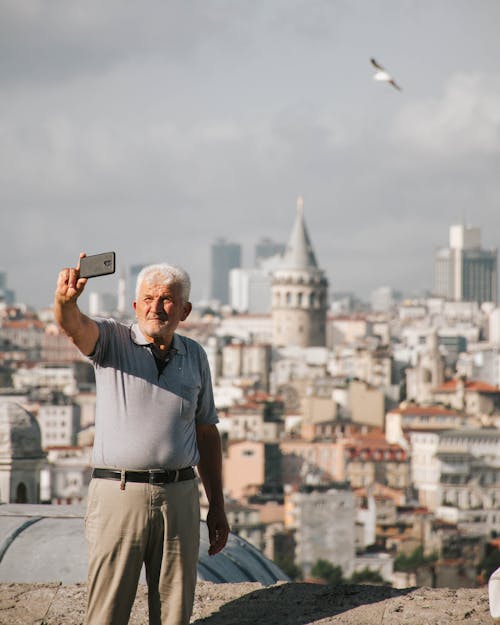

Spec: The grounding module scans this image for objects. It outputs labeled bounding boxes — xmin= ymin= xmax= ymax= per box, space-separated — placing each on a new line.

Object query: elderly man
xmin=54 ymin=254 xmax=229 ymax=625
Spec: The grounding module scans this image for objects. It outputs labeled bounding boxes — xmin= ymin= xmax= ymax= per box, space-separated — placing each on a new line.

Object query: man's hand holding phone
xmin=56 ymin=251 xmax=116 ymax=306
xmin=55 ymin=252 xmax=88 ymax=306
xmin=54 ymin=252 xmax=103 ymax=357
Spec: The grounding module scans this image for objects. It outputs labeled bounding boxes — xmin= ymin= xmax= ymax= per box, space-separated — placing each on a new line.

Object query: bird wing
xmin=389 ymin=79 xmax=402 ymax=91
xmin=370 ymin=58 xmax=385 ymax=71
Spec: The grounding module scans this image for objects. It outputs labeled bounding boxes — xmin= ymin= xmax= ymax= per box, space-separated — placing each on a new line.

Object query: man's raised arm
xmin=54 ymin=253 xmax=99 ymax=356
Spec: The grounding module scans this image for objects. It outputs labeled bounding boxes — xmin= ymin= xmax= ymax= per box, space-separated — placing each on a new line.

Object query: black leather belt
xmin=92 ymin=467 xmax=195 ymax=485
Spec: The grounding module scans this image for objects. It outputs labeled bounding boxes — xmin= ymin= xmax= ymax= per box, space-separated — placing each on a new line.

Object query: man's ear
xmin=181 ymin=302 xmax=192 ymax=321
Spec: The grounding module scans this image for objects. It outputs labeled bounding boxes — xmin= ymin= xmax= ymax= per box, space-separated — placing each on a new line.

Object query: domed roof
xmin=0 ymin=504 xmax=289 ymax=585
xmin=0 ymin=402 xmax=44 ymax=459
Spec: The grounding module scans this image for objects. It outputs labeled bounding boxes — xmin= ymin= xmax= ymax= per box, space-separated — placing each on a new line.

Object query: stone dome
xmin=0 ymin=504 xmax=289 ymax=585
xmin=0 ymin=402 xmax=44 ymax=459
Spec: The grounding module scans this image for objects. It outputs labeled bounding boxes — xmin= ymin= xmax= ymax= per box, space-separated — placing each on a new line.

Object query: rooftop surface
xmin=0 ymin=581 xmax=494 ymax=625
xmin=0 ymin=505 xmax=496 ymax=624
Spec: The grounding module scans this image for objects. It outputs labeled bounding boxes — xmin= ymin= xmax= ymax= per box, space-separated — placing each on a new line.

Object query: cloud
xmin=393 ymin=73 xmax=500 ymax=156
xmin=1 ymin=2 xmax=500 ymax=309
xmin=0 ymin=102 xmax=355 ymax=209
xmin=0 ymin=0 xmax=253 ymax=88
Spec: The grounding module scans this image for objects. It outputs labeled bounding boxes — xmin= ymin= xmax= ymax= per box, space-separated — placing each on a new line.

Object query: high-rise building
xmin=117 ymin=272 xmax=127 ymax=315
xmin=229 ymin=268 xmax=272 ymax=313
xmin=230 ymin=254 xmax=283 ymax=314
xmin=272 ymin=196 xmax=328 ymax=348
xmin=88 ymin=292 xmax=118 ymax=317
xmin=129 ymin=263 xmax=147 ymax=303
xmin=0 ymin=270 xmax=15 ymax=305
xmin=434 ymin=224 xmax=497 ymax=304
xmin=255 ymin=238 xmax=285 ymax=267
xmin=210 ymin=238 xmax=241 ymax=306
xmin=370 ymin=286 xmax=400 ymax=312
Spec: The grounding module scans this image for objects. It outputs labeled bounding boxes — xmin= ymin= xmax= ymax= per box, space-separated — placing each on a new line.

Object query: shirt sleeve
xmin=86 ymin=318 xmax=115 ymax=365
xmin=195 ymin=345 xmax=219 ymax=425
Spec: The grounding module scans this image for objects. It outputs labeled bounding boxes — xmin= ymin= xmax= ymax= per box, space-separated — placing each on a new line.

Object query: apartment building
xmin=287 ymin=483 xmax=355 ymax=577
xmin=37 ymin=399 xmax=80 ymax=448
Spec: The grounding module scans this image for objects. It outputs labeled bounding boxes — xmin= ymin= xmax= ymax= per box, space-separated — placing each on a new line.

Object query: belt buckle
xmin=148 ymin=470 xmax=164 ymax=484
xmin=148 ymin=469 xmax=180 ymax=484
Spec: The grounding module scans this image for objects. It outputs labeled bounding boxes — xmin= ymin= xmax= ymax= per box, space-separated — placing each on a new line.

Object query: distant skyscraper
xmin=117 ymin=272 xmax=127 ymax=315
xmin=89 ymin=292 xmax=118 ymax=317
xmin=435 ymin=224 xmax=497 ymax=304
xmin=255 ymin=238 xmax=285 ymax=267
xmin=0 ymin=269 xmax=15 ymax=305
xmin=370 ymin=286 xmax=401 ymax=312
xmin=229 ymin=268 xmax=272 ymax=314
xmin=129 ymin=263 xmax=147 ymax=303
xmin=210 ymin=239 xmax=241 ymax=305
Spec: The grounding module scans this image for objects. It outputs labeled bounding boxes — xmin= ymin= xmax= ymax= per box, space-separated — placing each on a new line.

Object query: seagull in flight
xmin=370 ymin=58 xmax=402 ymax=91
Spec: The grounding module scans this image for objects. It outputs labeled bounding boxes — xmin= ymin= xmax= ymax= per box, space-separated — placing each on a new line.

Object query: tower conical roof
xmin=280 ymin=196 xmax=319 ymax=270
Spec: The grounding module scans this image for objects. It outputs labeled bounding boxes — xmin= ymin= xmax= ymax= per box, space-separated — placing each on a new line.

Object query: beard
xmin=140 ymin=317 xmax=171 ymax=340
xmin=134 ymin=302 xmax=186 ymax=344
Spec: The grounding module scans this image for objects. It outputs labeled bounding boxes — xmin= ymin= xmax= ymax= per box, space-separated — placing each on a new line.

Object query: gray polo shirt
xmin=88 ymin=318 xmax=218 ymax=470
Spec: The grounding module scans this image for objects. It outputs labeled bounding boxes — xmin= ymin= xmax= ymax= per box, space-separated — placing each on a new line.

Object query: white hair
xmin=135 ymin=263 xmax=191 ymax=303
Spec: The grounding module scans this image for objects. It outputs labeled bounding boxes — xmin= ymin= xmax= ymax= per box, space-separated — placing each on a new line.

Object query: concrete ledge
xmin=0 ymin=581 xmax=494 ymax=625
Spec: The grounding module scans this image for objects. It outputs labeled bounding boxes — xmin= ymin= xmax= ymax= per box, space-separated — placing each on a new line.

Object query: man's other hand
xmin=206 ymin=505 xmax=229 ymax=556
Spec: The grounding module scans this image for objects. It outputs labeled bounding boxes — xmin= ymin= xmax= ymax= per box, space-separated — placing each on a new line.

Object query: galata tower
xmin=272 ymin=196 xmax=328 ymax=348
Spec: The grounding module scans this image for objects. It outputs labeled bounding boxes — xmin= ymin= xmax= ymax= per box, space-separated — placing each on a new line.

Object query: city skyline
xmin=1 ymin=218 xmax=499 ymax=313
xmin=1 ymin=2 xmax=500 ymax=309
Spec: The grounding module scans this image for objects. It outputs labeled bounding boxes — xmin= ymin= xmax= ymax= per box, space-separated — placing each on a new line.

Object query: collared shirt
xmin=88 ymin=318 xmax=218 ymax=470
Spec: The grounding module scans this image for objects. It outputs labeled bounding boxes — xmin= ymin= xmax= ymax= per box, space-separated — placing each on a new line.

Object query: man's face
xmin=133 ymin=280 xmax=192 ymax=344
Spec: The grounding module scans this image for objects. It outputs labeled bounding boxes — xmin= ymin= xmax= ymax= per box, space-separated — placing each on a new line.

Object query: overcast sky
xmin=1 ymin=0 xmax=499 ymax=311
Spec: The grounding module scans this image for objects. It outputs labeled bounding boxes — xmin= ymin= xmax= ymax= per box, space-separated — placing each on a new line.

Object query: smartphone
xmin=79 ymin=252 xmax=116 ymax=279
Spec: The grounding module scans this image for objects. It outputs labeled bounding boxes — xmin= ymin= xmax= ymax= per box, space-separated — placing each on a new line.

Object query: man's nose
xmin=153 ymin=298 xmax=164 ymax=312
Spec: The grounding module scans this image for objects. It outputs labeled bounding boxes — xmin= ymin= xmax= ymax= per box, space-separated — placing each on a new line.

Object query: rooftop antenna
xmin=460 ymin=207 xmax=469 ymax=228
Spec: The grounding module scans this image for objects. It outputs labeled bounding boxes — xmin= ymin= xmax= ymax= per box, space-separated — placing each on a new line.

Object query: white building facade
xmin=37 ymin=402 xmax=81 ymax=448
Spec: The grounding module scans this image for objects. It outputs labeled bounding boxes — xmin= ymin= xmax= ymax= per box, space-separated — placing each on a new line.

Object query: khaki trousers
xmin=84 ymin=477 xmax=200 ymax=625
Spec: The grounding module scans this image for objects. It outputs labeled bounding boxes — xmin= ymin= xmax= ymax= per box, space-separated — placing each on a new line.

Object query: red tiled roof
xmin=434 ymin=379 xmax=500 ymax=393
xmin=344 ymin=435 xmax=407 ymax=461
